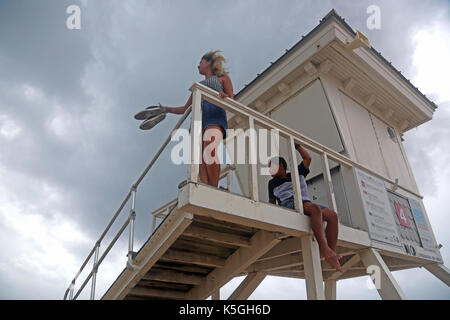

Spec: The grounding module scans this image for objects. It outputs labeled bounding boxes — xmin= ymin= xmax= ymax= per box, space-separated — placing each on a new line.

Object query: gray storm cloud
xmin=0 ymin=0 xmax=449 ymax=299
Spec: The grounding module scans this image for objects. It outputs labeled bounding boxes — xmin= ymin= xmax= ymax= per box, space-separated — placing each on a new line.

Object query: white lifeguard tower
xmin=64 ymin=9 xmax=449 ymax=300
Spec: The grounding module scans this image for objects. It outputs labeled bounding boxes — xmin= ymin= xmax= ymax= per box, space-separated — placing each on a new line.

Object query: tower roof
xmin=234 ymin=9 xmax=437 ymax=112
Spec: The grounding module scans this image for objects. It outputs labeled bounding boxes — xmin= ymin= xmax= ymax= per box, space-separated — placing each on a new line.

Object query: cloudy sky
xmin=0 ymin=0 xmax=449 ymax=300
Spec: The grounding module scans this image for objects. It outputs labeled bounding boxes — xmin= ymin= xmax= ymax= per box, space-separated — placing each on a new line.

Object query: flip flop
xmin=139 ymin=113 xmax=166 ymax=130
xmin=134 ymin=104 xmax=165 ymax=120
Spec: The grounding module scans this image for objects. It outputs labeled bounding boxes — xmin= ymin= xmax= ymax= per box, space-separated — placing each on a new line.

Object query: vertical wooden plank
xmin=248 ymin=116 xmax=259 ymax=201
xmin=287 ymin=136 xmax=304 ymax=214
xmin=189 ymin=89 xmax=203 ymax=183
xmin=151 ymin=216 xmax=157 ymax=233
xmin=324 ymin=279 xmax=337 ymax=300
xmin=301 ymin=235 xmax=325 ymax=300
xmin=321 ymin=152 xmax=338 ymax=212
xmin=227 ymin=171 xmax=233 ymax=192
xmin=211 ymin=289 xmax=220 ymax=300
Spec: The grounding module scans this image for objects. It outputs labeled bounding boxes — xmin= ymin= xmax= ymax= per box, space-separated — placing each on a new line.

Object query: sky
xmin=0 ymin=0 xmax=449 ymax=300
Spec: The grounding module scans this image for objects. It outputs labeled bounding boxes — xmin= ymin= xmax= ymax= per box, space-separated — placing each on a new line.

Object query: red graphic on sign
xmin=394 ymin=202 xmax=411 ymax=228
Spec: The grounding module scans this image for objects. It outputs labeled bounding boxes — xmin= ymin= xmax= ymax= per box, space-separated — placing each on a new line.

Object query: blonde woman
xmin=162 ymin=51 xmax=234 ymax=188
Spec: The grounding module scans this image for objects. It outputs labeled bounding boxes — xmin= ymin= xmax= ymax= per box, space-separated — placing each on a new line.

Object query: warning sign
xmin=355 ymin=168 xmax=401 ymax=247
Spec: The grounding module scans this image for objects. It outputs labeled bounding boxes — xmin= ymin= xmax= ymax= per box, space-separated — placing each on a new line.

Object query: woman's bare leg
xmin=199 ymin=137 xmax=209 ymax=184
xmin=203 ymin=126 xmax=223 ymax=188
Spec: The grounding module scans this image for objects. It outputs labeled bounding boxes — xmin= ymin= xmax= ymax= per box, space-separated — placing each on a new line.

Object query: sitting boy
xmin=268 ymin=143 xmax=343 ymax=272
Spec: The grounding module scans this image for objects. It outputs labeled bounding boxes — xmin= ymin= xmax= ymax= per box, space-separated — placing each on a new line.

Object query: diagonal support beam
xmin=160 ymin=249 xmax=226 ymax=268
xmin=301 ymin=235 xmax=325 ymax=300
xmin=423 ymin=263 xmax=450 ymax=286
xmin=259 ymin=237 xmax=301 ymax=261
xmin=185 ymin=230 xmax=281 ymax=300
xmin=359 ymin=248 xmax=406 ymax=300
xmin=228 ymin=272 xmax=267 ymax=300
xmin=183 ymin=225 xmax=251 ymax=247
xmin=249 ymin=253 xmax=302 ymax=272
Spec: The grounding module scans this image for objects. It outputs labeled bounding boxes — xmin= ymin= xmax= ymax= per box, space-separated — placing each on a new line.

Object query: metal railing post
xmin=90 ymin=242 xmax=100 ymax=300
xmin=127 ymin=187 xmax=137 ymax=270
xmin=69 ymin=281 xmax=75 ymax=300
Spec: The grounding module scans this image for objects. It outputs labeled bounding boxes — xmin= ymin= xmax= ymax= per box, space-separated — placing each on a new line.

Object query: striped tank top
xmin=199 ymin=75 xmax=223 ymax=92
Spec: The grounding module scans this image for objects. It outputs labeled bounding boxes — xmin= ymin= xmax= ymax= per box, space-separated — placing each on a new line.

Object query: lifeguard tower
xmin=64 ymin=9 xmax=449 ymax=300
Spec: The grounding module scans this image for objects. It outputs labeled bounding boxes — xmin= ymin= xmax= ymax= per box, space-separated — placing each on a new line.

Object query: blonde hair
xmin=202 ymin=50 xmax=229 ymax=77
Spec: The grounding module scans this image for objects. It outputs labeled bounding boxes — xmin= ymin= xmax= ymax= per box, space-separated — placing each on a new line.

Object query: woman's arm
xmin=163 ymin=94 xmax=192 ymax=114
xmin=220 ymin=74 xmax=234 ymax=99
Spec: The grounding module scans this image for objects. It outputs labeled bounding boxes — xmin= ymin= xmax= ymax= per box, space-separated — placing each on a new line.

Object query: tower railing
xmin=63 ymin=81 xmax=423 ymax=300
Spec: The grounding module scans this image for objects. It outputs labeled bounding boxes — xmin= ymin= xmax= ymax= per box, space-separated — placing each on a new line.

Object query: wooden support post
xmin=287 ymin=137 xmax=304 ymax=214
xmin=321 ymin=152 xmax=338 ymax=212
xmin=228 ymin=272 xmax=266 ymax=300
xmin=227 ymin=170 xmax=233 ymax=192
xmin=189 ymin=88 xmax=202 ymax=183
xmin=248 ymin=116 xmax=259 ymax=201
xmin=301 ymin=235 xmax=325 ymax=300
xmin=151 ymin=216 xmax=157 ymax=233
xmin=211 ymin=289 xmax=220 ymax=300
xmin=424 ymin=263 xmax=450 ymax=286
xmin=359 ymin=248 xmax=406 ymax=300
xmin=324 ymin=279 xmax=336 ymax=300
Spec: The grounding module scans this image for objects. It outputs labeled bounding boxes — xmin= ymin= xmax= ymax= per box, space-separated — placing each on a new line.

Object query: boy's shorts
xmin=280 ymin=198 xmax=327 ymax=216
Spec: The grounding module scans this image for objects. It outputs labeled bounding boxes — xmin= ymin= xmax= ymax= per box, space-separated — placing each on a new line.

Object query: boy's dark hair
xmin=269 ymin=156 xmax=287 ymax=171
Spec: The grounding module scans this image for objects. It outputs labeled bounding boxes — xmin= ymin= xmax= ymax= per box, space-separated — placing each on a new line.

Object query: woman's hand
xmin=219 ymin=92 xmax=229 ymax=99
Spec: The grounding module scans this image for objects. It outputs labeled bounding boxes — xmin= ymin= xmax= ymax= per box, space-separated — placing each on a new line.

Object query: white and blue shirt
xmin=268 ymin=162 xmax=311 ymax=204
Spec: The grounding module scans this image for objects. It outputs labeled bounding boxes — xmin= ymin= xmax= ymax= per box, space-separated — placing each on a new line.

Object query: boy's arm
xmin=268 ymin=181 xmax=277 ymax=204
xmin=294 ymin=143 xmax=312 ymax=169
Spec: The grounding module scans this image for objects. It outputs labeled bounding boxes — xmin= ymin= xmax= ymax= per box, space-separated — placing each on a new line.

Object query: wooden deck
xmin=101 ymin=182 xmax=443 ymax=300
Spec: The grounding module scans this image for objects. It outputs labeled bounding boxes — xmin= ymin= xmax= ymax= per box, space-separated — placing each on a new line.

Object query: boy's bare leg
xmin=321 ymin=208 xmax=341 ymax=259
xmin=304 ymin=202 xmax=343 ymax=272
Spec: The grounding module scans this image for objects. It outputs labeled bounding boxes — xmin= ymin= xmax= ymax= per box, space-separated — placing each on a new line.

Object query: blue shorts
xmin=201 ymin=100 xmax=228 ymax=139
xmin=280 ymin=198 xmax=327 ymax=216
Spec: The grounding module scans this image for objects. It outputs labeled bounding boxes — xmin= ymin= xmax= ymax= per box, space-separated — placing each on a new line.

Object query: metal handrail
xmin=63 ymin=104 xmax=192 ymax=300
